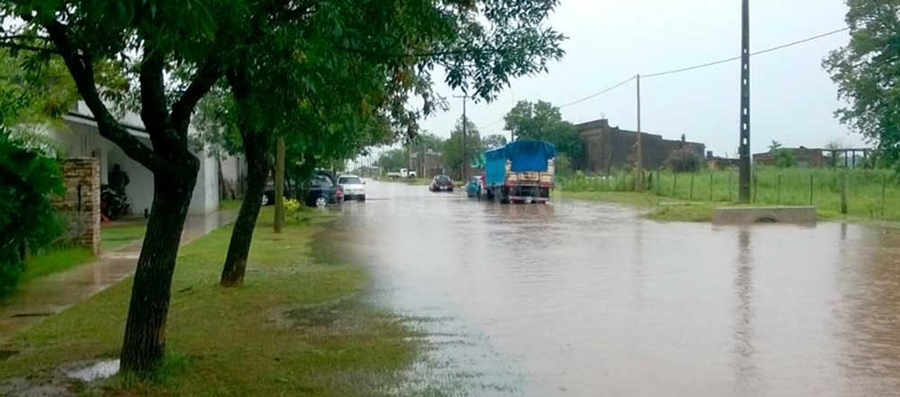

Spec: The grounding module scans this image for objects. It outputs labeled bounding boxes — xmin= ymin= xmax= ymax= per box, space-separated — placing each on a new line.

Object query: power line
xmin=643 ymin=27 xmax=850 ymax=79
xmin=559 ymin=76 xmax=637 ymax=108
xmin=474 ymin=26 xmax=850 ymax=130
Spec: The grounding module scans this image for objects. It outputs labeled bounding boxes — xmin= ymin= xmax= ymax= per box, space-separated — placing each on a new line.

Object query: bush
xmin=0 ymin=134 xmax=64 ymax=296
xmin=665 ymin=147 xmax=703 ymax=173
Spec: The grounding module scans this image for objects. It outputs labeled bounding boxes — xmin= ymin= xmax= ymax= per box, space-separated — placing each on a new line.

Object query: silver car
xmin=337 ymin=174 xmax=366 ymax=202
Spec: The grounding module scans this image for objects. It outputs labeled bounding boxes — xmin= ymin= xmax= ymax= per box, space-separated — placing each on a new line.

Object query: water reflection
xmin=732 ymin=228 xmax=759 ymax=394
xmin=338 ymin=181 xmax=900 ymax=397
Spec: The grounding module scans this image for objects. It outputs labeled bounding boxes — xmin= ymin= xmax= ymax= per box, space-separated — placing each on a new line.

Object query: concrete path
xmin=0 ymin=211 xmax=235 ymax=343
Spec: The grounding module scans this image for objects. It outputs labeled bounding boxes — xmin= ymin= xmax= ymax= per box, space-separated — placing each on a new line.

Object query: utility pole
xmin=738 ymin=0 xmax=752 ymax=203
xmin=636 ymin=74 xmax=643 ymax=191
xmin=454 ymin=95 xmax=468 ymax=180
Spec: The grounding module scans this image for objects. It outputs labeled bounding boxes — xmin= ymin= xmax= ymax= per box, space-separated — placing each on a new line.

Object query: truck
xmin=483 ymin=140 xmax=556 ymax=204
xmin=386 ymin=168 xmax=417 ymax=179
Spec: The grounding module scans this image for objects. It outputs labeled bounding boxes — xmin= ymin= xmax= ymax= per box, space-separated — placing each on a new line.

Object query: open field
xmin=558 ymin=167 xmax=900 ymax=222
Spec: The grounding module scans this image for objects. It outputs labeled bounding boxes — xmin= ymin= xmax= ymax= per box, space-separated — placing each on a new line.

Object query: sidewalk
xmin=0 ymin=211 xmax=235 ymax=343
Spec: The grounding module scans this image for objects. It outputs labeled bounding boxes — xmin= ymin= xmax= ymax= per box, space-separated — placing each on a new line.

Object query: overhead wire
xmin=475 ymin=26 xmax=851 ymax=129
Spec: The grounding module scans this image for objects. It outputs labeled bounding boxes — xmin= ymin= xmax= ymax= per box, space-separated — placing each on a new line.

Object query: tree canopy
xmin=443 ymin=117 xmax=482 ymax=176
xmin=503 ymin=100 xmax=582 ymax=167
xmin=824 ymin=0 xmax=900 ymax=167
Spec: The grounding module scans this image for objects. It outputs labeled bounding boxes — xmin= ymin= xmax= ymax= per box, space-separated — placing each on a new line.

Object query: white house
xmin=49 ymin=101 xmax=220 ymax=216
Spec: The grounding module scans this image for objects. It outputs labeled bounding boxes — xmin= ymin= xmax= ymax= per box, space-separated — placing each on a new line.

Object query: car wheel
xmin=359 ymin=195 xmax=366 ymax=202
xmin=315 ymin=196 xmax=328 ymax=207
xmin=261 ymin=194 xmax=270 ymax=206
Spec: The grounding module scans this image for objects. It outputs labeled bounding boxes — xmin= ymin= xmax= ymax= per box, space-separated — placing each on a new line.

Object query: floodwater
xmin=0 ymin=211 xmax=234 ymax=344
xmin=328 ymin=180 xmax=900 ymax=397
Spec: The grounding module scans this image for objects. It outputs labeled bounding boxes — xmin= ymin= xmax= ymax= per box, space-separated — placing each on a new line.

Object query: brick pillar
xmin=52 ymin=158 xmax=101 ymax=254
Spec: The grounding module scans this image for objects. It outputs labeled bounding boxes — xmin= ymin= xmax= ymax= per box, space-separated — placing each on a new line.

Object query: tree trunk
xmin=274 ymin=137 xmax=285 ymax=233
xmin=219 ymin=133 xmax=268 ymax=287
xmin=120 ymin=161 xmax=198 ymax=373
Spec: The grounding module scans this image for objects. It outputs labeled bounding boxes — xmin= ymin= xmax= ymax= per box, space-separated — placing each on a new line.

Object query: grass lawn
xmin=0 ymin=208 xmax=419 ymax=397
xmin=100 ymin=224 xmax=147 ymax=252
xmin=20 ymin=247 xmax=95 ymax=284
xmin=558 ymin=167 xmax=900 ymax=222
xmin=219 ymin=199 xmax=243 ymax=211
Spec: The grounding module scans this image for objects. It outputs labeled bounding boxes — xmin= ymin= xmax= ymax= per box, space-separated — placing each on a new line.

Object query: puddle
xmin=63 ymin=359 xmax=120 ymax=382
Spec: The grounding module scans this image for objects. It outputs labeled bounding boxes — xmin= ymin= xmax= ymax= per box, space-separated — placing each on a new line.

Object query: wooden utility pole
xmin=738 ymin=0 xmax=752 ymax=204
xmin=636 ymin=74 xmax=643 ymax=191
xmin=274 ymin=136 xmax=285 ymax=233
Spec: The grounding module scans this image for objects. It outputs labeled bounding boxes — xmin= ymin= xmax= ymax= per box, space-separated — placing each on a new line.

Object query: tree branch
xmin=43 ymin=20 xmax=167 ymax=172
xmin=138 ymin=50 xmax=168 ymax=138
xmin=170 ymin=57 xmax=222 ymax=135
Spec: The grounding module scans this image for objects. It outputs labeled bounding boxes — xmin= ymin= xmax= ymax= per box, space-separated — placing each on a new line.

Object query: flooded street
xmin=329 ymin=180 xmax=900 ymax=396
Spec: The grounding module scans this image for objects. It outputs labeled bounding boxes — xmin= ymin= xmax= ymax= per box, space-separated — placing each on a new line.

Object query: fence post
xmin=728 ymin=172 xmax=733 ymax=202
xmin=882 ymin=174 xmax=887 ymax=217
xmin=656 ymin=171 xmax=661 ymax=194
xmin=753 ymin=173 xmax=758 ymax=204
xmin=809 ymin=174 xmax=814 ymax=206
xmin=777 ymin=173 xmax=782 ymax=204
xmin=673 ymin=173 xmax=678 ymax=198
xmin=709 ymin=173 xmax=714 ymax=202
xmin=689 ymin=173 xmax=695 ymax=201
xmin=841 ymin=172 xmax=848 ymax=215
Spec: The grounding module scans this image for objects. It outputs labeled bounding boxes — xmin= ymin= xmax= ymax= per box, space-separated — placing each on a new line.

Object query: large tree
xmin=214 ymin=0 xmax=566 ymax=285
xmin=0 ymin=0 xmax=255 ymax=373
xmin=824 ymin=0 xmax=900 ymax=167
xmin=503 ymin=100 xmax=582 ymax=167
xmin=443 ymin=117 xmax=482 ymax=177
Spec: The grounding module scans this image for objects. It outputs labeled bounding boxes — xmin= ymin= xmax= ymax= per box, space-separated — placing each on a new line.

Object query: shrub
xmin=0 ymin=134 xmax=64 ymax=296
xmin=665 ymin=147 xmax=703 ymax=173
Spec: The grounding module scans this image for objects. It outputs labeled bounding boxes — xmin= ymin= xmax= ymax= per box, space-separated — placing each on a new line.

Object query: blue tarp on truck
xmin=484 ymin=140 xmax=557 ymax=186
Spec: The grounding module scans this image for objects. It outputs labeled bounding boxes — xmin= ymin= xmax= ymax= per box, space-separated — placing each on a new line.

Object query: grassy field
xmin=0 ymin=208 xmax=419 ymax=397
xmin=559 ymin=167 xmax=900 ymax=222
xmin=20 ymin=247 xmax=95 ymax=285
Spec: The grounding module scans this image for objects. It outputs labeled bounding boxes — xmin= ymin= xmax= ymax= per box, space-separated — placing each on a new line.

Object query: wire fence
xmin=558 ymin=167 xmax=900 ymax=220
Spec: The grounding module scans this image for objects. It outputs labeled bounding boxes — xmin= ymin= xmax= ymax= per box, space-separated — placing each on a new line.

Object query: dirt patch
xmin=278 ymin=299 xmax=356 ymax=328
xmin=0 ymin=376 xmax=76 ymax=397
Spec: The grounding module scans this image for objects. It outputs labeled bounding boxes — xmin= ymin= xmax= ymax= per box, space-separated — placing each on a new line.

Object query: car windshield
xmin=435 ymin=175 xmax=451 ymax=183
xmin=339 ymin=177 xmax=362 ymax=185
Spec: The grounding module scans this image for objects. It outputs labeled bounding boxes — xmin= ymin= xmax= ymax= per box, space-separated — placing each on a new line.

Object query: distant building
xmin=753 ymin=147 xmax=824 ymax=168
xmin=409 ymin=150 xmax=445 ymax=178
xmin=576 ymin=119 xmax=705 ymax=173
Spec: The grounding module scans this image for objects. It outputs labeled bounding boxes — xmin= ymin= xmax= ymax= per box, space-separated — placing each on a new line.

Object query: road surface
xmin=324 ymin=180 xmax=900 ymax=397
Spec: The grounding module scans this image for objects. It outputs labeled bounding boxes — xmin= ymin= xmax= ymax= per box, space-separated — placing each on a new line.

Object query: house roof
xmin=63 ymin=111 xmax=151 ymax=139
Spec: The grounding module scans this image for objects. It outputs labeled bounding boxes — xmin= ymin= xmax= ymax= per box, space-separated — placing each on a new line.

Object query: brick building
xmin=576 ymin=119 xmax=705 ymax=173
xmin=753 ymin=147 xmax=824 ymax=168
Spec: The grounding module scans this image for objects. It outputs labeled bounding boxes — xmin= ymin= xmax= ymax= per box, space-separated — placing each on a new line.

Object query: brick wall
xmin=52 ymin=158 xmax=101 ymax=254
xmin=577 ymin=119 xmax=705 ymax=173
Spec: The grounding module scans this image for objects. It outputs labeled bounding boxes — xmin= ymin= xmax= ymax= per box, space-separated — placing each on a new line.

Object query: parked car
xmin=429 ymin=174 xmax=454 ymax=192
xmin=337 ymin=174 xmax=366 ymax=201
xmin=263 ymin=171 xmax=343 ymax=207
xmin=465 ymin=175 xmax=484 ymax=198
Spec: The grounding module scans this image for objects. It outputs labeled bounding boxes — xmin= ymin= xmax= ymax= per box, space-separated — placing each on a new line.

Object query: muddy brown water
xmin=324 ymin=181 xmax=900 ymax=397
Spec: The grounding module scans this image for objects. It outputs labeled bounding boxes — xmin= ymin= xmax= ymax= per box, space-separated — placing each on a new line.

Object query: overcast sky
xmin=416 ymin=0 xmax=859 ymax=158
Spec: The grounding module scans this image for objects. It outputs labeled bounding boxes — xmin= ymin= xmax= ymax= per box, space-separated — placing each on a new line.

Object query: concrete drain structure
xmin=712 ymin=206 xmax=817 ymax=225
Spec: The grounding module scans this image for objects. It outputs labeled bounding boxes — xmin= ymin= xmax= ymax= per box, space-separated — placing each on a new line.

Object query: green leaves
xmin=825 ymin=0 xmax=900 ymax=167
xmin=503 ymin=100 xmax=582 ymax=167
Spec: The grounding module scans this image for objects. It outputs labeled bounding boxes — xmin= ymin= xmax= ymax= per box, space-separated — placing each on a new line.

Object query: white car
xmin=337 ymin=174 xmax=366 ymax=202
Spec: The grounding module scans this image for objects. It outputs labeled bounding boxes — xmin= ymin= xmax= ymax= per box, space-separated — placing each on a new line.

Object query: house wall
xmin=577 ymin=119 xmax=705 ymax=173
xmin=52 ymin=111 xmax=220 ymax=216
xmin=188 ymin=147 xmax=220 ymax=215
